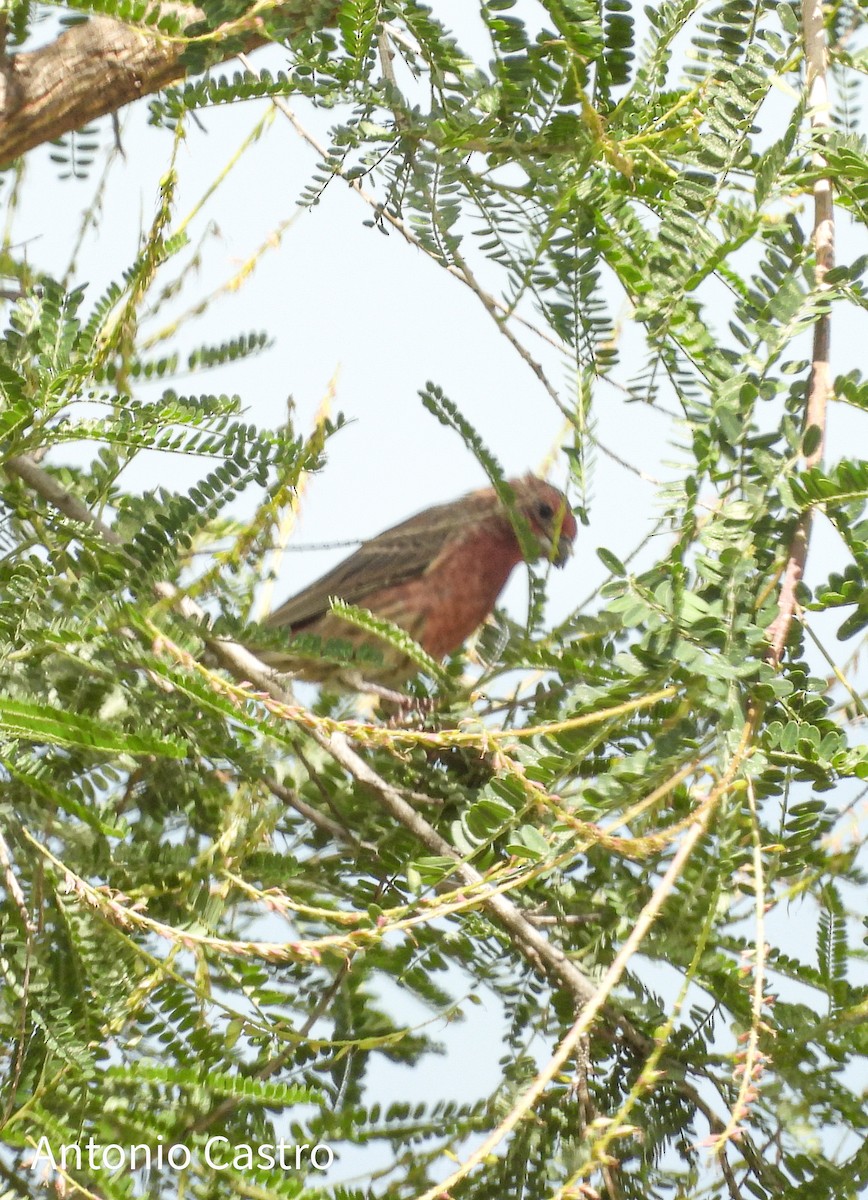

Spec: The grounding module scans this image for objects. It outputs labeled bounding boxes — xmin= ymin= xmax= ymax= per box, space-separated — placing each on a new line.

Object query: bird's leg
xmin=384 ymin=697 xmax=437 ymax=729
xmin=384 ymin=695 xmax=437 ymax=728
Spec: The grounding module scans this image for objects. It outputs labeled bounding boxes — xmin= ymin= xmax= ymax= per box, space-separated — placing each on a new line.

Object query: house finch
xmin=255 ymin=474 xmax=577 ymax=685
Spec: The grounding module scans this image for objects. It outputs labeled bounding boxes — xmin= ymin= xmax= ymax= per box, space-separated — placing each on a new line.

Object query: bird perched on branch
xmin=255 ymin=474 xmax=577 ymax=688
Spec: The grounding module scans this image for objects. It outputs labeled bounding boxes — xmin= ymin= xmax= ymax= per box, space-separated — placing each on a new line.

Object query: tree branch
xmin=0 ymin=1 xmax=338 ymax=165
xmin=766 ymin=0 xmax=833 ymax=666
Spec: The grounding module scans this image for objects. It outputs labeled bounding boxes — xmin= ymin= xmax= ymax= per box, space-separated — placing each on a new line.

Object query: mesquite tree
xmin=2 ymin=3 xmax=868 ymax=1199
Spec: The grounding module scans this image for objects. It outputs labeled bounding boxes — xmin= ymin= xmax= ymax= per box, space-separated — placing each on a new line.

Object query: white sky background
xmin=7 ymin=0 xmax=868 ymax=1186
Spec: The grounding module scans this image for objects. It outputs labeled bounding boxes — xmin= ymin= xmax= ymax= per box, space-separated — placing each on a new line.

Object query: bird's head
xmin=511 ymin=475 xmax=577 ymax=568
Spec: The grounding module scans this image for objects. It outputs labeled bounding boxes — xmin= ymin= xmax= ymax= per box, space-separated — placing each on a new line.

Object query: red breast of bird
xmin=256 ymin=474 xmax=577 ymax=685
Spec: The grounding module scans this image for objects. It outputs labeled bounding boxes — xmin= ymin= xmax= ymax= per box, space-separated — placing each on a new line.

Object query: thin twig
xmin=262 ymin=773 xmax=361 ymax=847
xmin=185 ymin=959 xmax=352 ymax=1138
xmin=766 ymin=0 xmax=833 ymax=665
xmin=524 ymin=912 xmax=596 ymax=927
xmin=0 ymin=826 xmax=35 ymax=934
xmin=718 ymin=1145 xmax=746 ymax=1200
xmin=590 ymin=431 xmax=662 ymax=485
xmin=711 ymin=777 xmax=769 ymax=1151
xmin=6 ymin=455 xmax=124 ymax=547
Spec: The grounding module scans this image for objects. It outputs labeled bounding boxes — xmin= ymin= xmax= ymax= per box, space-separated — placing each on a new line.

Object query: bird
xmin=254 ymin=474 xmax=577 ymax=688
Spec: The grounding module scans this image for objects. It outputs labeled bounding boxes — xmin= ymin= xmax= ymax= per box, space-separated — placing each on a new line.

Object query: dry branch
xmin=766 ymin=0 xmax=834 ymax=665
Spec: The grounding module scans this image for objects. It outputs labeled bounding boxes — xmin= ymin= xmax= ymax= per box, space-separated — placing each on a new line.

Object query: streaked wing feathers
xmin=264 ymin=500 xmax=470 ymax=631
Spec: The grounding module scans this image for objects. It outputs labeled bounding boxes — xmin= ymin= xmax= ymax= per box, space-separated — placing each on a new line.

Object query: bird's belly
xmin=371 ymin=539 xmax=516 ymax=661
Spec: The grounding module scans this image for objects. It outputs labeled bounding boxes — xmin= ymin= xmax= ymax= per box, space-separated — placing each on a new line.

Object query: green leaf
xmin=0 ymin=699 xmax=187 ymax=756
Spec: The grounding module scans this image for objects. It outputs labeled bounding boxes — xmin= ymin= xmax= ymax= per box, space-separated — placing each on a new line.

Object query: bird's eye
xmin=537 ymin=501 xmax=554 ymax=520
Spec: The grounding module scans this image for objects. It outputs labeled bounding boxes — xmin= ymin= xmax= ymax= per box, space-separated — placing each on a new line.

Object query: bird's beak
xmin=552 ymin=533 xmax=574 ymax=568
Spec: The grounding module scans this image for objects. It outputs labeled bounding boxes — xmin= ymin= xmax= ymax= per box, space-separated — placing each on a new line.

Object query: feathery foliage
xmin=2 ymin=3 xmax=868 ymax=1200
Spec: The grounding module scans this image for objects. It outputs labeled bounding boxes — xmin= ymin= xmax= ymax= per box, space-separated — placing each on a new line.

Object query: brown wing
xmin=264 ymin=497 xmax=480 ymax=631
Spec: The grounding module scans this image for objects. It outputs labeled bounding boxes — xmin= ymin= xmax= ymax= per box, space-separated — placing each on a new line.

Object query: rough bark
xmin=0 ymin=2 xmax=337 ymax=166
